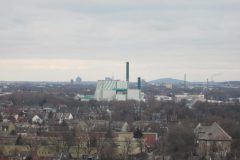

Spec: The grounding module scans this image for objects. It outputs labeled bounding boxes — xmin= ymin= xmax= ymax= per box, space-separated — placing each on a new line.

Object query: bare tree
xmin=29 ymin=139 xmax=41 ymax=160
xmin=75 ymin=119 xmax=96 ymax=157
xmin=95 ymin=137 xmax=106 ymax=159
xmin=101 ymin=138 xmax=116 ymax=160
xmin=120 ymin=137 xmax=132 ymax=160
xmin=62 ymin=128 xmax=76 ymax=155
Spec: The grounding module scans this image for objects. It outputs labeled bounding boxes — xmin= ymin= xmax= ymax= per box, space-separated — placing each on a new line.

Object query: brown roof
xmin=194 ymin=122 xmax=232 ymax=141
xmin=143 ymin=133 xmax=158 ymax=148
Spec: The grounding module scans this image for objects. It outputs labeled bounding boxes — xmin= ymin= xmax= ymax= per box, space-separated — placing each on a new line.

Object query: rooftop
xmin=194 ymin=122 xmax=232 ymax=141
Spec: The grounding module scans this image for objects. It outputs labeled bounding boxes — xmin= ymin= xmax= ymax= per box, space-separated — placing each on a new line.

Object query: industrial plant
xmin=94 ymin=62 xmax=145 ymax=101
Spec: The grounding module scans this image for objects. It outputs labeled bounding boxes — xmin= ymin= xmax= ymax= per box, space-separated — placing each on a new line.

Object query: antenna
xmin=137 ymin=77 xmax=141 ymax=90
xmin=184 ymin=73 xmax=187 ymax=89
xmin=206 ymin=78 xmax=209 ymax=101
xmin=207 ymin=78 xmax=209 ymax=90
xmin=126 ymin=62 xmax=129 ymax=82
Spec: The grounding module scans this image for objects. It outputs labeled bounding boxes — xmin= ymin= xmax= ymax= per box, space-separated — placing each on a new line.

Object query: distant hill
xmin=149 ymin=79 xmax=240 ymax=88
xmin=219 ymin=81 xmax=240 ymax=85
xmin=149 ymin=78 xmax=185 ymax=85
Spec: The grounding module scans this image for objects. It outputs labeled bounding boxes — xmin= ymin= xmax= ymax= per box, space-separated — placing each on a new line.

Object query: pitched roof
xmin=194 ymin=122 xmax=232 ymax=141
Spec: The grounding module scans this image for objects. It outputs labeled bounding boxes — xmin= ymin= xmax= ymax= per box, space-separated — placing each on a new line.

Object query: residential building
xmin=194 ymin=122 xmax=232 ymax=159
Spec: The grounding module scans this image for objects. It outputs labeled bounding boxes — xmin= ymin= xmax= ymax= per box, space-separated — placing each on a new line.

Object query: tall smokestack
xmin=126 ymin=62 xmax=129 ymax=82
xmin=206 ymin=78 xmax=209 ymax=101
xmin=137 ymin=77 xmax=141 ymax=90
xmin=184 ymin=73 xmax=187 ymax=89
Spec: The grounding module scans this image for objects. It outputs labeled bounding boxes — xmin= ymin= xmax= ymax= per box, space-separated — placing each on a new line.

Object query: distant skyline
xmin=0 ymin=0 xmax=240 ymax=82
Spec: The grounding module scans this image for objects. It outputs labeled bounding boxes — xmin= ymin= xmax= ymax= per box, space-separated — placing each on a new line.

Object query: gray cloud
xmin=0 ymin=0 xmax=240 ymax=81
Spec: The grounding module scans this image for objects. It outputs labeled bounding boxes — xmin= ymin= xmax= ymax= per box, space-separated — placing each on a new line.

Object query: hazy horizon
xmin=1 ymin=0 xmax=240 ymax=82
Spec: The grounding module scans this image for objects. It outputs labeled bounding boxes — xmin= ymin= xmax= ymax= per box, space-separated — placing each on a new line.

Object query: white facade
xmin=116 ymin=94 xmax=127 ymax=101
xmin=174 ymin=94 xmax=206 ymax=108
xmin=102 ymin=90 xmax=116 ymax=101
xmin=207 ymin=100 xmax=223 ymax=104
xmin=32 ymin=115 xmax=43 ymax=124
xmin=175 ymin=94 xmax=205 ymax=103
xmin=95 ymin=80 xmax=125 ymax=101
xmin=155 ymin=95 xmax=173 ymax=101
xmin=94 ymin=80 xmax=144 ymax=101
xmin=128 ymin=89 xmax=141 ymax=101
xmin=56 ymin=113 xmax=73 ymax=121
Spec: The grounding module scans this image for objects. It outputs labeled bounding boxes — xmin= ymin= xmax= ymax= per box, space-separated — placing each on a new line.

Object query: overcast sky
xmin=0 ymin=0 xmax=240 ymax=82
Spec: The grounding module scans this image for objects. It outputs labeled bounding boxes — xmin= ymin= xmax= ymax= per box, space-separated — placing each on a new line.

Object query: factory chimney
xmin=206 ymin=78 xmax=209 ymax=101
xmin=184 ymin=73 xmax=187 ymax=90
xmin=137 ymin=77 xmax=141 ymax=90
xmin=126 ymin=62 xmax=129 ymax=82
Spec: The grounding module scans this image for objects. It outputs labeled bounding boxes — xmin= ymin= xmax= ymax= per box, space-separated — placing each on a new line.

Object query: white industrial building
xmin=94 ymin=62 xmax=145 ymax=102
xmin=174 ymin=93 xmax=206 ymax=108
xmin=175 ymin=93 xmax=205 ymax=103
xmin=155 ymin=95 xmax=173 ymax=102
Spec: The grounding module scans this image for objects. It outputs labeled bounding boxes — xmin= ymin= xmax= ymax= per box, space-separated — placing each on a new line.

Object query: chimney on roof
xmin=137 ymin=77 xmax=141 ymax=90
xmin=126 ymin=62 xmax=129 ymax=82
